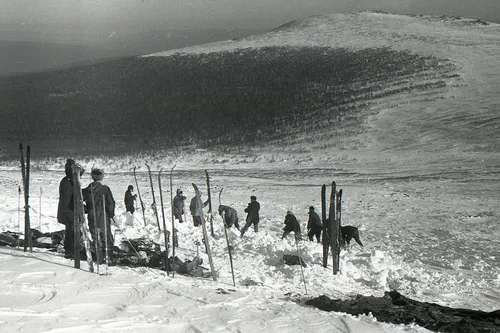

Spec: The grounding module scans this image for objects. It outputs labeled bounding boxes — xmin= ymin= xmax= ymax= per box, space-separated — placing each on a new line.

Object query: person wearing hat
xmin=124 ymin=185 xmax=137 ymax=214
xmin=240 ymin=195 xmax=260 ymax=236
xmin=173 ymin=188 xmax=187 ymax=223
xmin=307 ymin=206 xmax=322 ymax=243
xmin=57 ymin=158 xmax=84 ymax=259
xmin=282 ymin=210 xmax=301 ymax=241
xmin=82 ymin=168 xmax=116 ymax=261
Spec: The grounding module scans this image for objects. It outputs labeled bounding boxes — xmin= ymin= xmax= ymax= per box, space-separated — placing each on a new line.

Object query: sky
xmin=0 ymin=0 xmax=499 ymax=38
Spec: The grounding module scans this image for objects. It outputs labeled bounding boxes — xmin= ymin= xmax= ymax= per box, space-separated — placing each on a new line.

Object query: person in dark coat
xmin=57 ymin=158 xmax=83 ymax=259
xmin=218 ymin=204 xmax=240 ymax=230
xmin=282 ymin=210 xmax=301 ymax=240
xmin=82 ymin=168 xmax=115 ymax=260
xmin=173 ymin=188 xmax=187 ymax=223
xmin=307 ymin=206 xmax=322 ymax=243
xmin=189 ymin=186 xmax=208 ymax=227
xmin=124 ymin=185 xmax=137 ymax=214
xmin=240 ymin=195 xmax=260 ymax=236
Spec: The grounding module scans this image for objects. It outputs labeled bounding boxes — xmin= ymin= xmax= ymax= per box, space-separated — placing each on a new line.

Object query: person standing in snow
xmin=124 ymin=185 xmax=137 ymax=214
xmin=218 ymin=204 xmax=240 ymax=230
xmin=282 ymin=210 xmax=301 ymax=240
xmin=173 ymin=188 xmax=187 ymax=223
xmin=189 ymin=186 xmax=208 ymax=227
xmin=240 ymin=195 xmax=260 ymax=236
xmin=307 ymin=206 xmax=322 ymax=243
xmin=82 ymin=168 xmax=116 ymax=260
xmin=57 ymin=158 xmax=83 ymax=259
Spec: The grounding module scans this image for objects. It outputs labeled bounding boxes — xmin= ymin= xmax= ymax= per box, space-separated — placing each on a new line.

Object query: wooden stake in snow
xmin=146 ymin=164 xmax=161 ymax=231
xmin=158 ymin=167 xmax=170 ymax=276
xmin=72 ymin=164 xmax=94 ymax=273
xmin=169 ymin=164 xmax=177 ymax=276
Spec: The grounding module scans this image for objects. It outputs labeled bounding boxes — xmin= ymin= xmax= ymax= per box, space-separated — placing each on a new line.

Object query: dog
xmin=341 ymin=226 xmax=363 ymax=247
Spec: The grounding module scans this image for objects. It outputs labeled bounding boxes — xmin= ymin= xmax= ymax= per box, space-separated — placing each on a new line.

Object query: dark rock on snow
xmin=305 ymin=290 xmax=500 ymax=332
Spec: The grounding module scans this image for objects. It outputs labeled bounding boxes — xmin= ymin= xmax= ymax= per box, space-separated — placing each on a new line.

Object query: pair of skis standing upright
xmin=134 ymin=167 xmax=234 ymax=285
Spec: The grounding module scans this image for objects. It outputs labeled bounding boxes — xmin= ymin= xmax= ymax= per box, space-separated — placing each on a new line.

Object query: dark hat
xmin=287 ymin=210 xmax=293 ymax=215
xmin=128 ymin=185 xmax=134 ymax=190
xmin=91 ymin=168 xmax=104 ymax=181
xmin=309 ymin=206 xmax=315 ymax=211
xmin=250 ymin=195 xmax=257 ymax=201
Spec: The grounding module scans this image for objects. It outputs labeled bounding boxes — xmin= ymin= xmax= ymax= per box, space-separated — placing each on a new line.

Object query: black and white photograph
xmin=1 ymin=1 xmax=499 ymax=332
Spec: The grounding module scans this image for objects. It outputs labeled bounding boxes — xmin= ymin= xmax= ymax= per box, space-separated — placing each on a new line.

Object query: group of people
xmin=57 ymin=159 xmax=324 ymax=261
xmin=57 ymin=159 xmax=115 ymax=261
xmin=281 ymin=206 xmax=323 ymax=242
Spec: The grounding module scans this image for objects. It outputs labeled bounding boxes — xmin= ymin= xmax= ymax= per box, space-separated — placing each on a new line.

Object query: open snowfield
xmin=1 ymin=163 xmax=499 ymax=332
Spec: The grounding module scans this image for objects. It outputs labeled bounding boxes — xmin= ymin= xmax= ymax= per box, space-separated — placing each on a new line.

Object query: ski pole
xmin=38 ymin=187 xmax=41 ymax=230
xmin=295 ymin=238 xmax=308 ymax=295
xmin=18 ymin=185 xmax=21 ymax=237
xmin=90 ymin=185 xmax=100 ymax=274
xmin=103 ymin=195 xmax=109 ymax=275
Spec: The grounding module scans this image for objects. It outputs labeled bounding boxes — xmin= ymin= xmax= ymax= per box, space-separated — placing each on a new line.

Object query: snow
xmin=1 ymin=11 xmax=500 ymax=333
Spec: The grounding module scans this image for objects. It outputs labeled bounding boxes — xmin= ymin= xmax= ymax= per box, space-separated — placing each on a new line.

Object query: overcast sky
xmin=0 ymin=0 xmax=499 ymax=41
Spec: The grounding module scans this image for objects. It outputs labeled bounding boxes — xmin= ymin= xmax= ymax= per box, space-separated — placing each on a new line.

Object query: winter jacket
xmin=124 ymin=189 xmax=136 ymax=213
xmin=82 ymin=181 xmax=115 ymax=230
xmin=244 ymin=200 xmax=260 ymax=223
xmin=307 ymin=211 xmax=322 ymax=231
xmin=173 ymin=191 xmax=187 ymax=218
xmin=218 ymin=205 xmax=238 ymax=228
xmin=189 ymin=185 xmax=208 ymax=217
xmin=57 ymin=160 xmax=76 ymax=225
xmin=283 ymin=213 xmax=301 ymax=233
xmin=57 ymin=176 xmax=74 ymax=225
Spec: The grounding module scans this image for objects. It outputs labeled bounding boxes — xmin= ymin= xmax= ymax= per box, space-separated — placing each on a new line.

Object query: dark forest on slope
xmin=0 ymin=46 xmax=457 ymax=156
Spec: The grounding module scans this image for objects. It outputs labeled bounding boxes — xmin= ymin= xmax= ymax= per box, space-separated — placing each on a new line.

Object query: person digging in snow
xmin=218 ymin=204 xmax=240 ymax=230
xmin=307 ymin=206 xmax=322 ymax=243
xmin=282 ymin=210 xmax=302 ymax=241
xmin=240 ymin=195 xmax=260 ymax=236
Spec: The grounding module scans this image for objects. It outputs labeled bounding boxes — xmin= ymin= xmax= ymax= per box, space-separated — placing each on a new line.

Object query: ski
xmin=158 ymin=167 xmax=170 ymax=276
xmin=133 ymin=166 xmax=147 ymax=227
xmin=25 ymin=145 xmax=31 ymax=252
xmin=169 ymin=165 xmax=177 ymax=276
xmin=219 ymin=188 xmax=235 ymax=286
xmin=192 ymin=183 xmax=216 ymax=281
xmin=146 ymin=164 xmax=161 ymax=231
xmin=103 ymin=195 xmax=110 ymax=274
xmin=205 ymin=170 xmax=215 ymax=237
xmin=329 ymin=181 xmax=340 ymax=274
xmin=337 ymin=188 xmax=343 ymax=247
xmin=19 ymin=143 xmax=32 ymax=252
xmin=72 ymin=164 xmax=94 ymax=273
xmin=321 ymin=184 xmax=328 ymax=268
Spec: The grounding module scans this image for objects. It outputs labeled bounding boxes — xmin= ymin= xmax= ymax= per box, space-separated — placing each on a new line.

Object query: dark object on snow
xmin=341 ymin=225 xmax=363 ymax=247
xmin=305 ymin=290 xmax=500 ymax=333
xmin=283 ymin=254 xmax=306 ymax=267
xmin=0 ymin=232 xmax=19 ymax=246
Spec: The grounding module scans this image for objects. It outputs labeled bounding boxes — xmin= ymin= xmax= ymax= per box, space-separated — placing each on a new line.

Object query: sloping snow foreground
xmin=1 ymin=166 xmax=499 ymax=332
